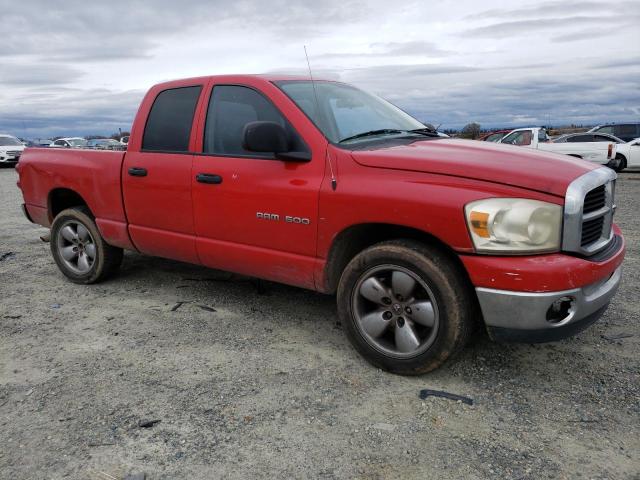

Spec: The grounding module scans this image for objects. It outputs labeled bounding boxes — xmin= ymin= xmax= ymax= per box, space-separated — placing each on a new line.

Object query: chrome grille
xmin=6 ymin=150 xmax=21 ymax=156
xmin=563 ymin=168 xmax=616 ymax=256
xmin=581 ymin=216 xmax=604 ymax=246
xmin=583 ymin=185 xmax=606 ymax=214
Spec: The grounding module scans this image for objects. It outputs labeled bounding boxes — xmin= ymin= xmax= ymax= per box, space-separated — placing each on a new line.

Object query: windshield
xmin=68 ymin=138 xmax=87 ymax=147
xmin=277 ymin=81 xmax=425 ymax=143
xmin=0 ymin=136 xmax=22 ymax=146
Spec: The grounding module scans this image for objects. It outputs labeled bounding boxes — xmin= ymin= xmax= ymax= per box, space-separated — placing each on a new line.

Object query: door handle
xmin=196 ymin=173 xmax=223 ymax=184
xmin=128 ymin=167 xmax=147 ymax=177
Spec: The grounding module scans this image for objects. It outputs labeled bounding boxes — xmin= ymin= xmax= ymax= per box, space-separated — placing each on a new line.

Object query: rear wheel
xmin=337 ymin=240 xmax=475 ymax=375
xmin=50 ymin=207 xmax=123 ymax=284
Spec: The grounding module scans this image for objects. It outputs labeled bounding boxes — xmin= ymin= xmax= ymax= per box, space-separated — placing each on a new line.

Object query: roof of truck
xmin=151 ymin=74 xmax=332 ymax=90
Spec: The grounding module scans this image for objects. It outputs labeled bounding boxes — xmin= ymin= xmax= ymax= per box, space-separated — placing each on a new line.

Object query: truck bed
xmin=18 ymin=147 xmax=128 ymax=240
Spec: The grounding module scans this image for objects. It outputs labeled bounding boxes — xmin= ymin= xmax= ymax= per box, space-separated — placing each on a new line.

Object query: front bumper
xmin=478 ymin=266 xmax=622 ymax=343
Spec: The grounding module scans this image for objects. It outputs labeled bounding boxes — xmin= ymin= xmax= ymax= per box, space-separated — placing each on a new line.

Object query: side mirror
xmin=243 ymin=121 xmax=311 ymax=162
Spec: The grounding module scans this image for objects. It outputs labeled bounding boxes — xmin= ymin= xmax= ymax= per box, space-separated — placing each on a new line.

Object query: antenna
xmin=304 ymin=45 xmax=336 ymax=191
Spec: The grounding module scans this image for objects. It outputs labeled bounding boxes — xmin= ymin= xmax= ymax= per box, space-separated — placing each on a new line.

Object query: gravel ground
xmin=1 ymin=166 xmax=639 ymax=479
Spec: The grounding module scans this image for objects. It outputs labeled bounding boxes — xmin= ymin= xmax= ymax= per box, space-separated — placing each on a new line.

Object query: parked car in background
xmin=0 ymin=134 xmax=25 ymax=166
xmin=50 ymin=137 xmax=88 ymax=149
xmin=589 ymin=123 xmax=640 ymax=143
xmin=553 ymin=132 xmax=636 ymax=171
xmin=622 ymin=138 xmax=640 ymax=169
xmin=33 ymin=139 xmax=53 ymax=147
xmin=478 ymin=130 xmax=511 ymax=142
xmin=87 ymin=138 xmax=125 ymax=150
xmin=500 ymin=127 xmax=616 ymax=167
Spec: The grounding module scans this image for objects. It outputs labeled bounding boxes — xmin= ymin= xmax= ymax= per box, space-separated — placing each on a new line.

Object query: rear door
xmin=122 ymin=83 xmax=206 ymax=263
xmin=191 ymin=82 xmax=326 ymax=288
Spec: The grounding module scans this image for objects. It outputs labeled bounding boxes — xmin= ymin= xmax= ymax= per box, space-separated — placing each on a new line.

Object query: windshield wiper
xmin=339 ymin=129 xmax=403 ymax=143
xmin=408 ymin=127 xmax=440 ymax=137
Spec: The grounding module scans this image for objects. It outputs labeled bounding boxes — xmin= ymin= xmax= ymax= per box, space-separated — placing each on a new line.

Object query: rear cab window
xmin=538 ymin=129 xmax=549 ymax=142
xmin=142 ymin=86 xmax=202 ymax=152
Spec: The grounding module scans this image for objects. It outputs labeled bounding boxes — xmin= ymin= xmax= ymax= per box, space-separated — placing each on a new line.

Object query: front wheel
xmin=337 ymin=240 xmax=475 ymax=375
xmin=50 ymin=207 xmax=123 ymax=284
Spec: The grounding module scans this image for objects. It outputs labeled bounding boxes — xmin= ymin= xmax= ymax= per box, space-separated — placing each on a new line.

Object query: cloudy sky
xmin=1 ymin=0 xmax=639 ymax=139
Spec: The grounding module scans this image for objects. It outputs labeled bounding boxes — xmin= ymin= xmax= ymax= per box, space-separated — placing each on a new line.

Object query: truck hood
xmin=350 ymin=138 xmax=597 ymax=197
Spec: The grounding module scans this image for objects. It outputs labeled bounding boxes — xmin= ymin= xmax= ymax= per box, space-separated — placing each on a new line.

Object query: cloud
xmin=0 ymin=0 xmax=379 ymax=61
xmin=461 ymin=15 xmax=633 ymax=39
xmin=0 ymin=0 xmax=638 ymax=137
xmin=551 ymin=30 xmax=614 ymax=42
xmin=316 ymin=41 xmax=450 ymax=60
xmin=469 ymin=1 xmax=615 ymax=20
xmin=0 ymin=65 xmax=84 ymax=86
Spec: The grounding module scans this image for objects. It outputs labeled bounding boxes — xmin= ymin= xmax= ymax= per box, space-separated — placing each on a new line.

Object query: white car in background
xmin=624 ymin=138 xmax=640 ymax=168
xmin=500 ymin=127 xmax=617 ymax=167
xmin=0 ymin=134 xmax=25 ymax=166
xmin=553 ymin=132 xmax=640 ymax=171
xmin=49 ymin=137 xmax=88 ymax=148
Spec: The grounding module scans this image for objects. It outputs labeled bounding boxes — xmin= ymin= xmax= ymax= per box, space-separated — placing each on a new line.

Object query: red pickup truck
xmin=16 ymin=75 xmax=625 ymax=374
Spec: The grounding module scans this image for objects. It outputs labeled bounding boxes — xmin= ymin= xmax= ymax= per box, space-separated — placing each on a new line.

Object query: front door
xmin=191 ymin=83 xmax=325 ymax=288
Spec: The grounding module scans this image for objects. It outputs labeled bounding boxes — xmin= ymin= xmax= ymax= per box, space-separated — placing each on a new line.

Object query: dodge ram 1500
xmin=16 ymin=75 xmax=625 ymax=374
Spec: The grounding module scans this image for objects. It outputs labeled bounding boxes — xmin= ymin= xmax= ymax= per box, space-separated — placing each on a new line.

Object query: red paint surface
xmin=461 ymin=226 xmax=625 ymax=292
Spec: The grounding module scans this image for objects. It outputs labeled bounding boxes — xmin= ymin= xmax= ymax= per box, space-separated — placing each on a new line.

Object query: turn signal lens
xmin=469 ymin=211 xmax=490 ymax=238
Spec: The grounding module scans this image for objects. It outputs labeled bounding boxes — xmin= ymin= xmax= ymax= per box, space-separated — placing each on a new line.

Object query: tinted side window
xmin=142 ymin=86 xmax=202 ymax=152
xmin=203 ymin=85 xmax=308 ymax=157
xmin=616 ymin=124 xmax=637 ymax=140
xmin=594 ymin=135 xmax=614 ymax=142
xmin=567 ymin=134 xmax=592 ymax=142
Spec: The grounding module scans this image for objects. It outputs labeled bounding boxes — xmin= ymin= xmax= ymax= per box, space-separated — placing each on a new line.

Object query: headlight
xmin=465 ymin=198 xmax=562 ymax=254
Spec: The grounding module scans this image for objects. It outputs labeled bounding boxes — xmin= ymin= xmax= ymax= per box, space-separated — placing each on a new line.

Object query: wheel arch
xmin=48 ymin=188 xmax=92 ymax=222
xmin=322 ymin=223 xmax=471 ymax=295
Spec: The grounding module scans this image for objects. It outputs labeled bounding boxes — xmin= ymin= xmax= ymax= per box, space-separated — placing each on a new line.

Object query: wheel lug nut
xmin=382 ymin=297 xmax=392 ymax=305
xmin=397 ymin=317 xmax=405 ymax=327
xmin=383 ymin=311 xmax=393 ymax=320
xmin=405 ymin=307 xmax=412 ymax=314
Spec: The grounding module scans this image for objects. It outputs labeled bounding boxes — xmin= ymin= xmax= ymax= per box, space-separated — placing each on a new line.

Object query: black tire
xmin=337 ymin=239 xmax=475 ymax=375
xmin=50 ymin=207 xmax=123 ymax=284
xmin=613 ymin=154 xmax=627 ymax=172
